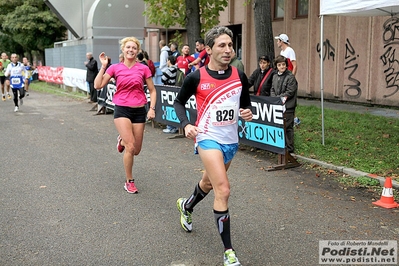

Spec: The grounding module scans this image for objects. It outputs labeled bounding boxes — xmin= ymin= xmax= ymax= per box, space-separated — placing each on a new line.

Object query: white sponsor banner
xmin=319 ymin=240 xmax=397 ymax=264
xmin=62 ymin=68 xmax=88 ymax=92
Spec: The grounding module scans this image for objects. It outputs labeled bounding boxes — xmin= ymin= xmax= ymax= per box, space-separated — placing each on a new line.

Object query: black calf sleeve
xmin=214 ymin=209 xmax=232 ymax=250
xmin=184 ymin=182 xmax=208 ymax=212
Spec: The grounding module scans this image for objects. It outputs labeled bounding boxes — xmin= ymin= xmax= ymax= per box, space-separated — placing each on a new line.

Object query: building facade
xmin=46 ymin=0 xmax=399 ymax=107
xmin=225 ymin=1 xmax=399 ymax=106
xmin=144 ymin=1 xmax=399 ymax=107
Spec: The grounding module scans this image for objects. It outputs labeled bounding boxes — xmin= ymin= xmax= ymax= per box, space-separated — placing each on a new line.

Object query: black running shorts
xmin=114 ymin=105 xmax=147 ymax=123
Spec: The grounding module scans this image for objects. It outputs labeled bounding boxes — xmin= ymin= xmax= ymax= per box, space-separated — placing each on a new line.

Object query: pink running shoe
xmin=117 ymin=135 xmax=125 ymax=153
xmin=124 ymin=180 xmax=138 ymax=194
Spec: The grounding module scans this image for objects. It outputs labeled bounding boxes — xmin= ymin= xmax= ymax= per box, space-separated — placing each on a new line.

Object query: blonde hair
xmin=120 ymin=37 xmax=141 ymax=52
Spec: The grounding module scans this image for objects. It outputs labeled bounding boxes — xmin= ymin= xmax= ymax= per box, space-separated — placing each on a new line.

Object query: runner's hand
xmin=147 ymin=109 xmax=155 ymax=120
xmin=240 ymin=108 xmax=253 ymax=122
xmin=184 ymin=124 xmax=203 ymax=140
xmin=99 ymin=52 xmax=108 ymax=65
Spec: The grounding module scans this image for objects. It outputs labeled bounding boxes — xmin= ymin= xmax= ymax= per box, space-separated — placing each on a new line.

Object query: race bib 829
xmin=210 ymin=104 xmax=237 ymax=126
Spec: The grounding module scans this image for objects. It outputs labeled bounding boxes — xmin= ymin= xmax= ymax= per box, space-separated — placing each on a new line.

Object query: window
xmin=296 ymin=0 xmax=308 ymax=17
xmin=273 ymin=0 xmax=285 ymax=20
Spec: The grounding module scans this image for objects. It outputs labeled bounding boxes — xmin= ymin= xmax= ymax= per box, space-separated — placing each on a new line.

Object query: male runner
xmin=5 ymin=54 xmax=28 ymax=112
xmin=0 ymin=52 xmax=11 ymax=101
xmin=22 ymin=57 xmax=34 ymax=96
xmin=174 ymin=26 xmax=253 ymax=266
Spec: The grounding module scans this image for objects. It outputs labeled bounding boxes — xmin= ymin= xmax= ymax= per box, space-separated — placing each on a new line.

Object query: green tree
xmin=0 ymin=33 xmax=24 ymax=56
xmin=0 ymin=0 xmax=66 ymax=61
xmin=143 ymin=0 xmax=228 ymax=51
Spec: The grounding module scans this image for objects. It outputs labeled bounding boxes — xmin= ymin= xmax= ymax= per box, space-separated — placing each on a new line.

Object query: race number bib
xmin=11 ymin=77 xmax=23 ymax=86
xmin=210 ymin=104 xmax=237 ymax=126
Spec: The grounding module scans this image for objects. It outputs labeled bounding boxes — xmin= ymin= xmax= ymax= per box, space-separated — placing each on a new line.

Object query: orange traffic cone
xmin=372 ymin=177 xmax=399 ymax=209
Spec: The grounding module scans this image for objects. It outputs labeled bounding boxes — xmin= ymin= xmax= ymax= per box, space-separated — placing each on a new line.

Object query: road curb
xmin=295 ymin=154 xmax=399 ymax=190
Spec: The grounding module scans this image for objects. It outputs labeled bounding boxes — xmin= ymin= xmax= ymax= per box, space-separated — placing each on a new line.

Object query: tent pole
xmin=320 ymin=15 xmax=325 ymax=145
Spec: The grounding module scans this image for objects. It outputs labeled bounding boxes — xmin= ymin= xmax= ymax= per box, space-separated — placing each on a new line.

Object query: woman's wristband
xmin=150 ymin=106 xmax=155 ymax=110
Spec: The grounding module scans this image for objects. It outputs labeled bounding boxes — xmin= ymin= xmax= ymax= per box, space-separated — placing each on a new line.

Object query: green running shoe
xmin=176 ymin=198 xmax=192 ymax=232
xmin=224 ymin=249 xmax=241 ymax=266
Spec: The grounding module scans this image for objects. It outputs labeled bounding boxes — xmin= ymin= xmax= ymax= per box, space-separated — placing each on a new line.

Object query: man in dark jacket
xmin=85 ymin=52 xmax=99 ymax=103
xmin=270 ymin=55 xmax=298 ymax=153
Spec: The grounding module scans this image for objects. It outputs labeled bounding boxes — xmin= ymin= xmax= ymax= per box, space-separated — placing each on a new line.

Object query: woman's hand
xmin=147 ymin=109 xmax=155 ymax=120
xmin=99 ymin=52 xmax=108 ymax=66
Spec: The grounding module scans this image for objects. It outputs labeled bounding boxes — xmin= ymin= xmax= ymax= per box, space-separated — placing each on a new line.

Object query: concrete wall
xmin=46 ymin=0 xmax=146 ymax=69
xmin=45 ymin=45 xmax=86 ymax=69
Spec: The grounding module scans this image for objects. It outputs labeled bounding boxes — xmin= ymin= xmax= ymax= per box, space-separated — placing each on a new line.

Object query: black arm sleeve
xmin=173 ymin=71 xmax=200 ymax=129
xmin=238 ymin=70 xmax=252 ymax=110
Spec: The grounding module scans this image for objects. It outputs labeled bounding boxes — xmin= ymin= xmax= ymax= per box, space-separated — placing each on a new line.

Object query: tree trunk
xmin=185 ymin=0 xmax=201 ymax=53
xmin=36 ymin=50 xmax=45 ymax=66
xmin=253 ymin=0 xmax=275 ymax=63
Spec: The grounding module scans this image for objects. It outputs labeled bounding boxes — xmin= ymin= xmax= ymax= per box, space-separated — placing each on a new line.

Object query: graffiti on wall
xmin=380 ymin=17 xmax=399 ymax=98
xmin=317 ymin=21 xmax=399 ymax=100
xmin=316 ymin=39 xmax=335 ymax=61
xmin=344 ymin=38 xmax=361 ymax=99
xmin=316 ymin=38 xmax=362 ymax=99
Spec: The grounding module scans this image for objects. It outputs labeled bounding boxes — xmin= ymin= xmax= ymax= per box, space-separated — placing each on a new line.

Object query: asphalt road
xmin=1 ymin=91 xmax=398 ymax=266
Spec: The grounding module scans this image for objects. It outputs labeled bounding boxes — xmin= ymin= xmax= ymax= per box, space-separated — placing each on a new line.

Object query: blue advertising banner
xmin=153 ymin=85 xmax=197 ymax=127
xmin=151 ymin=85 xmax=286 ymax=155
xmin=239 ymin=96 xmax=285 ymax=154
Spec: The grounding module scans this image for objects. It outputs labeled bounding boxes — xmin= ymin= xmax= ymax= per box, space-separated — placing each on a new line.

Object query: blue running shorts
xmin=196 ymin=139 xmax=238 ymax=164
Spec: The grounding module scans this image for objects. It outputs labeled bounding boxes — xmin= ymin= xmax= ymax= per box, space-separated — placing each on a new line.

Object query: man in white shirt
xmin=159 ymin=40 xmax=170 ymax=73
xmin=4 ymin=53 xmax=28 ymax=112
xmin=275 ymin=33 xmax=297 ymax=75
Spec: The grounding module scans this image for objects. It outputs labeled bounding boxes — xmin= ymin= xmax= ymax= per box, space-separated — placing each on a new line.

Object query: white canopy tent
xmin=319 ymin=0 xmax=399 ymax=144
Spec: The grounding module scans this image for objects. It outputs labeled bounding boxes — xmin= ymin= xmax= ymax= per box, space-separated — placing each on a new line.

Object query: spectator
xmin=270 ymin=55 xmax=298 ymax=153
xmin=176 ymin=44 xmax=195 ymax=76
xmin=274 ymin=33 xmax=297 ymax=75
xmin=191 ymin=47 xmax=200 ymax=61
xmin=85 ymin=52 xmax=99 ymax=103
xmin=137 ymin=52 xmax=148 ymax=66
xmin=162 ymin=55 xmax=179 ymax=134
xmin=94 ymin=36 xmax=157 ymax=194
xmin=31 ymin=62 xmax=38 ymax=81
xmin=248 ymin=55 xmax=274 ymax=96
xmin=142 ymin=50 xmax=156 ymax=77
xmin=161 ymin=55 xmax=178 ymax=86
xmin=229 ymin=48 xmax=244 ymax=72
xmin=159 ymin=40 xmax=170 ymax=73
xmin=173 ymin=26 xmax=253 ymax=266
xmin=188 ymin=38 xmax=209 ymax=70
xmin=169 ymin=42 xmax=180 ymax=57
